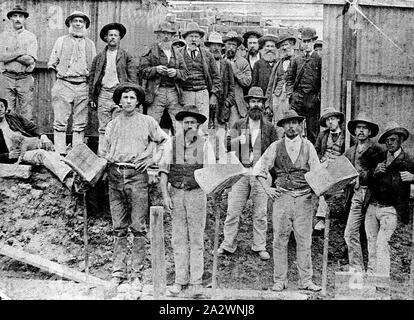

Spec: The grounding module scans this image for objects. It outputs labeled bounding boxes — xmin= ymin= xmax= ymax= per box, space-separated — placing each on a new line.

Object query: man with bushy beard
xmin=140 ymin=21 xmax=188 ymax=134
xmin=251 ymin=34 xmax=279 ymax=98
xmin=242 ymin=30 xmax=263 ymax=72
xmin=223 ymin=31 xmax=251 ymax=128
xmin=48 ymin=11 xmax=96 ymax=155
xmin=218 ymin=87 xmax=277 ymax=261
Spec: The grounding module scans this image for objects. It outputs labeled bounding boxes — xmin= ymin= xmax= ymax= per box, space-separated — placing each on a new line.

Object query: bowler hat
xmin=100 ymin=23 xmax=127 ymax=42
xmin=223 ymin=31 xmax=243 ymax=47
xmin=175 ymin=105 xmax=207 ymax=124
xmin=276 ymin=34 xmax=297 ymax=48
xmin=0 ymin=98 xmax=8 ymax=110
xmin=242 ymin=30 xmax=263 ymax=47
xmin=300 ymin=27 xmax=318 ymax=41
xmin=65 ymin=11 xmax=91 ymax=29
xmin=244 ymin=87 xmax=267 ymax=102
xmin=347 ymin=112 xmax=379 ymax=138
xmin=378 ymin=121 xmax=409 ymax=144
xmin=319 ymin=107 xmax=345 ymax=127
xmin=112 ymin=83 xmax=145 ymax=105
xmin=182 ymin=22 xmax=205 ymax=38
xmin=7 ymin=5 xmax=29 ymax=19
xmin=204 ymin=32 xmax=225 ymax=46
xmin=276 ymin=110 xmax=305 ymax=127
xmin=154 ymin=21 xmax=177 ymax=34
xmin=258 ymin=34 xmax=279 ymax=48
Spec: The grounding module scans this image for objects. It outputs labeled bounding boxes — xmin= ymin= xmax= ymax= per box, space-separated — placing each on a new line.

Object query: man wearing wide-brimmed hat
xmin=140 ymin=21 xmax=188 ymax=135
xmin=314 ymin=40 xmax=323 ymax=57
xmin=179 ymin=22 xmax=221 ymax=131
xmin=313 ymin=107 xmax=346 ymax=231
xmin=265 ymin=34 xmax=296 ymax=131
xmin=242 ymin=30 xmax=263 ymax=71
xmin=343 ymin=112 xmax=384 ymax=273
xmin=218 ymin=87 xmax=277 ymax=262
xmin=48 ymin=11 xmax=96 ymax=155
xmin=286 ymin=27 xmax=322 ymax=144
xmin=89 ymin=22 xmax=137 ymax=155
xmin=223 ymin=31 xmax=251 ymax=128
xmin=204 ymin=32 xmax=235 ymax=128
xmin=364 ymin=121 xmax=414 ymax=277
xmin=100 ymin=82 xmax=170 ymax=293
xmin=253 ymin=109 xmax=322 ymax=292
xmin=159 ymin=104 xmax=215 ymax=297
xmin=0 ymin=5 xmax=38 ymax=121
xmin=251 ymin=34 xmax=279 ymax=95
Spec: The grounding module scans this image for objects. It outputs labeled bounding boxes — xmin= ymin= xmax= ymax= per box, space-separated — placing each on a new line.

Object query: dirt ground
xmin=1 ymin=166 xmax=413 ymax=299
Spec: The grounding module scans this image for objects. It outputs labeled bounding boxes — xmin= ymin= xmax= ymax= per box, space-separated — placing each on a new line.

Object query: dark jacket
xmin=139 ymin=44 xmax=188 ymax=105
xmin=89 ymin=47 xmax=137 ymax=104
xmin=251 ymin=59 xmax=274 ymax=95
xmin=314 ymin=128 xmax=346 ymax=159
xmin=179 ymin=46 xmax=222 ymax=97
xmin=227 ymin=116 xmax=278 ymax=167
xmin=368 ymin=149 xmax=414 ymax=224
xmin=0 ymin=112 xmax=42 ymax=163
xmin=217 ymin=58 xmax=235 ymax=124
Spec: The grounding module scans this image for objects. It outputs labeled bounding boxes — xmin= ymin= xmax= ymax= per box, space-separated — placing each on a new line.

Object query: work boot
xmin=112 ymin=236 xmax=128 ymax=281
xmin=72 ymin=131 xmax=85 ymax=147
xmin=189 ymin=284 xmax=203 ymax=298
xmin=54 ymin=130 xmax=67 ymax=155
xmin=168 ymin=283 xmax=184 ymax=296
xmin=257 ymin=250 xmax=270 ymax=260
xmin=131 ymin=235 xmax=146 ymax=277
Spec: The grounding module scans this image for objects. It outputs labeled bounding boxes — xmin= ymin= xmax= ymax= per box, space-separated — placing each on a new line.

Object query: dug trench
xmin=0 ymin=167 xmax=412 ymax=299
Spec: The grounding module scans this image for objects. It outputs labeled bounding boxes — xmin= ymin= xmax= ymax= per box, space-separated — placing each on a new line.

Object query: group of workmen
xmin=1 ymin=5 xmax=413 ymax=297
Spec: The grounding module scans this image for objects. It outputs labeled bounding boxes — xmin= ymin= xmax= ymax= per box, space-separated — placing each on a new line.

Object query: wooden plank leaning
xmin=150 ymin=206 xmax=166 ymax=299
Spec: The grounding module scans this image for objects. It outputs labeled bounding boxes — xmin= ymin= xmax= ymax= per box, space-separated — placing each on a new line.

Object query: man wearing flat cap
xmin=48 ymin=11 xmax=96 ymax=155
xmin=159 ymin=105 xmax=216 ymax=297
xmin=343 ymin=112 xmax=384 ymax=273
xmin=242 ymin=30 xmax=262 ymax=71
xmin=100 ymin=82 xmax=170 ymax=292
xmin=365 ymin=122 xmax=414 ymax=277
xmin=265 ymin=34 xmax=296 ymax=133
xmin=89 ymin=22 xmax=137 ymax=155
xmin=286 ymin=27 xmax=322 ymax=144
xmin=179 ymin=22 xmax=221 ymax=132
xmin=253 ymin=109 xmax=322 ymax=292
xmin=218 ymin=87 xmax=277 ymax=261
xmin=252 ymin=34 xmax=279 ymax=96
xmin=140 ymin=21 xmax=188 ymax=134
xmin=223 ymin=31 xmax=251 ymax=128
xmin=0 ymin=5 xmax=38 ymax=121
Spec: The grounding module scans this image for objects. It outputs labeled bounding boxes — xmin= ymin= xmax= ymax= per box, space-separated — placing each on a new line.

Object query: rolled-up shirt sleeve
xmin=158 ymin=138 xmax=173 ymax=175
xmin=252 ymin=141 xmax=278 ymax=178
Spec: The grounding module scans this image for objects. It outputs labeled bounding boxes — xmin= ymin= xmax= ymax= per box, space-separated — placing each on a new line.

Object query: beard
xmin=69 ymin=25 xmax=87 ymax=38
xmin=248 ymin=47 xmax=259 ymax=56
xmin=248 ymin=108 xmax=262 ymax=121
xmin=184 ymin=128 xmax=198 ymax=141
xmin=225 ymin=49 xmax=236 ymax=59
xmin=210 ymin=49 xmax=222 ymax=60
xmin=262 ymin=50 xmax=276 ymax=62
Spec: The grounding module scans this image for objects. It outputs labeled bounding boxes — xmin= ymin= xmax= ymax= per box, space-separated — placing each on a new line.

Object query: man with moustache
xmin=251 ymin=34 xmax=279 ymax=96
xmin=286 ymin=27 xmax=321 ymax=144
xmin=223 ymin=31 xmax=251 ymax=128
xmin=265 ymin=35 xmax=296 ymax=135
xmin=314 ymin=40 xmax=323 ymax=57
xmin=180 ymin=22 xmax=221 ymax=131
xmin=0 ymin=5 xmax=38 ymax=121
xmin=48 ymin=11 xmax=96 ymax=155
xmin=140 ymin=21 xmax=188 ymax=134
xmin=204 ymin=32 xmax=235 ymax=129
xmin=253 ymin=110 xmax=321 ymax=292
xmin=343 ymin=112 xmax=383 ymax=273
xmin=89 ymin=23 xmax=137 ymax=155
xmin=242 ymin=30 xmax=263 ymax=72
xmin=218 ymin=87 xmax=278 ymax=261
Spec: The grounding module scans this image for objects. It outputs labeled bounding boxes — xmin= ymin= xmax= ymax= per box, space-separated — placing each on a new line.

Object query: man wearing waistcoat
xmin=313 ymin=107 xmax=346 ymax=231
xmin=140 ymin=22 xmax=188 ymax=134
xmin=253 ymin=109 xmax=321 ymax=292
xmin=0 ymin=5 xmax=38 ymax=121
xmin=179 ymin=22 xmax=221 ymax=132
xmin=365 ymin=122 xmax=414 ymax=277
xmin=159 ymin=105 xmax=214 ymax=297
xmin=343 ymin=112 xmax=384 ymax=273
xmin=48 ymin=11 xmax=96 ymax=155
xmin=89 ymin=23 xmax=137 ymax=155
xmin=265 ymin=34 xmax=296 ymax=135
xmin=218 ymin=87 xmax=278 ymax=261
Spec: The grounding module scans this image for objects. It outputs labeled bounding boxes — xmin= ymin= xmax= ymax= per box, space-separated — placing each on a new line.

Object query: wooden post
xmin=345 ymin=81 xmax=352 ymax=150
xmin=211 ymin=195 xmax=221 ymax=298
xmin=410 ymin=204 xmax=414 ymax=299
xmin=321 ymin=209 xmax=331 ymax=296
xmin=150 ymin=206 xmax=166 ymax=299
xmin=82 ymin=192 xmax=89 ymax=285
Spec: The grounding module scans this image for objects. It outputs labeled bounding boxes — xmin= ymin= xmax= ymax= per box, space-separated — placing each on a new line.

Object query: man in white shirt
xmin=253 ymin=109 xmax=321 ymax=292
xmin=242 ymin=30 xmax=262 ymax=71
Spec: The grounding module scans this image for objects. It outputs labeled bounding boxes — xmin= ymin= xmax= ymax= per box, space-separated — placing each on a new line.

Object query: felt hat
xmin=276 ymin=110 xmax=305 ymax=127
xmin=223 ymin=31 xmax=243 ymax=47
xmin=204 ymin=32 xmax=225 ymax=46
xmin=182 ymin=22 xmax=205 ymax=38
xmin=0 ymin=98 xmax=8 ymax=110
xmin=244 ymin=86 xmax=267 ymax=102
xmin=319 ymin=107 xmax=345 ymax=127
xmin=276 ymin=34 xmax=297 ymax=48
xmin=65 ymin=11 xmax=91 ymax=29
xmin=175 ymin=105 xmax=207 ymax=124
xmin=300 ymin=27 xmax=318 ymax=41
xmin=258 ymin=34 xmax=279 ymax=48
xmin=314 ymin=39 xmax=323 ymax=48
xmin=100 ymin=23 xmax=127 ymax=42
xmin=7 ymin=5 xmax=29 ymax=19
xmin=112 ymin=83 xmax=145 ymax=105
xmin=172 ymin=38 xmax=186 ymax=48
xmin=242 ymin=30 xmax=263 ymax=47
xmin=378 ymin=121 xmax=409 ymax=144
xmin=154 ymin=21 xmax=177 ymax=34
xmin=347 ymin=112 xmax=379 ymax=138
